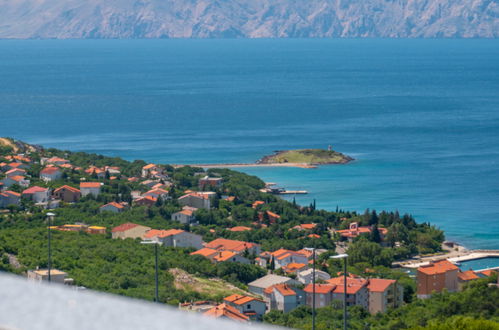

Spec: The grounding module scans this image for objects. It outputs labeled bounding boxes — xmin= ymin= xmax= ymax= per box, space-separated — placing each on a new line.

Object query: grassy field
xmin=169 ymin=268 xmax=251 ymax=301
xmin=261 ymin=149 xmax=352 ymax=165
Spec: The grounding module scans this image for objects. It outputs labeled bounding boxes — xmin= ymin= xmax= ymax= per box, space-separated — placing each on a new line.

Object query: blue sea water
xmin=0 ymin=39 xmax=498 ymax=249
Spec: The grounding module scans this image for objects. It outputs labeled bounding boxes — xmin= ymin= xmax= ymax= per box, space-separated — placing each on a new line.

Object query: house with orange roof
xmin=111 ymin=222 xmax=151 ymax=240
xmin=171 ymin=206 xmax=198 ymax=225
xmin=203 ymin=303 xmax=249 ymax=323
xmin=79 ymin=182 xmax=102 ymax=197
xmin=134 ymin=195 xmax=157 ymax=207
xmin=44 ymin=157 xmax=69 ymax=166
xmin=53 ymin=185 xmax=81 ymax=203
xmin=282 ymin=262 xmax=308 ymax=274
xmin=5 ymin=162 xmax=29 ymax=170
xmin=263 ymin=284 xmax=305 ymax=313
xmin=144 ymin=229 xmax=203 ymax=249
xmin=5 ymin=168 xmax=26 ymax=178
xmin=304 ymin=284 xmax=336 ymax=308
xmin=191 ymin=247 xmax=250 ymax=264
xmin=457 ymin=270 xmax=480 ymax=290
xmin=1 ymin=175 xmax=30 ymax=188
xmin=0 ymin=190 xmax=21 ymax=208
xmin=40 ymin=166 xmax=62 ymax=182
xmin=252 ymin=201 xmax=265 ymax=209
xmin=205 ymin=238 xmax=260 ymax=255
xmin=178 ymin=192 xmax=216 ymax=209
xmin=229 ymin=226 xmax=252 ymax=232
xmin=335 ymin=222 xmax=388 ymax=242
xmin=142 ymin=188 xmax=169 ymax=200
xmin=416 ymin=260 xmax=459 ymax=298
xmin=292 ymin=223 xmax=317 ymax=231
xmin=99 ymin=201 xmax=127 ymax=213
xmin=223 ymin=294 xmax=267 ymax=320
xmin=198 ymin=175 xmax=223 ymax=189
xmin=248 ymin=274 xmax=300 ymax=296
xmin=270 ymin=249 xmax=309 ymax=269
xmin=22 ymin=186 xmax=50 ymax=203
xmin=141 ymin=164 xmax=163 ymax=178
xmin=477 ymin=269 xmax=497 ymax=278
xmin=327 ymin=276 xmax=370 ymax=309
xmin=367 ymin=278 xmax=403 ymax=314
xmin=85 ymin=166 xmax=106 ymax=179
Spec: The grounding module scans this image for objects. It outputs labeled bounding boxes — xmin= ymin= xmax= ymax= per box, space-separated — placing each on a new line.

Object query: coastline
xmin=174 ymin=162 xmax=319 ymax=169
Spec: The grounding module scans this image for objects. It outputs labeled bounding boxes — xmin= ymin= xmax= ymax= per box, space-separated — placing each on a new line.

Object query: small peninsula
xmin=179 ymin=148 xmax=353 ymax=169
xmin=258 ymin=148 xmax=353 ymax=165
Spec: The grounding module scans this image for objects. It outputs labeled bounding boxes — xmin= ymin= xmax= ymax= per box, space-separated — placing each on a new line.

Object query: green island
xmin=258 ymin=148 xmax=354 ymax=165
xmin=0 ymin=137 xmax=497 ymax=329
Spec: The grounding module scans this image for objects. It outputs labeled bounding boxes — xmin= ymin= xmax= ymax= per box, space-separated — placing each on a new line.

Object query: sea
xmin=0 ymin=39 xmax=498 ymax=249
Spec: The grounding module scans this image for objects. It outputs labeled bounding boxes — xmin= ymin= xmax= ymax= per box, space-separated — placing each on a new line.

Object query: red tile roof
xmin=229 ymin=226 xmax=252 ymax=232
xmin=327 ymin=276 xmax=369 ymax=295
xmin=22 ymin=186 xmax=48 ymax=194
xmin=101 ymin=202 xmax=125 ymax=209
xmin=458 ymin=270 xmax=480 ymax=281
xmin=8 ymin=175 xmax=25 ymax=182
xmin=418 ymin=260 xmax=459 ymax=275
xmin=224 ymin=294 xmax=264 ymax=305
xmin=40 ymin=167 xmax=60 ymax=175
xmin=205 ymin=238 xmax=258 ymax=253
xmin=203 ymin=303 xmax=249 ymax=322
xmin=80 ymin=182 xmax=101 ymax=188
xmin=111 ymin=222 xmax=139 ymax=233
xmin=54 ymin=185 xmax=80 ymax=194
xmin=213 ymin=250 xmax=238 ymax=262
xmin=268 ymin=284 xmax=296 ymax=296
xmin=367 ymin=278 xmax=396 ymax=292
xmin=304 ymin=284 xmax=336 ymax=294
xmin=144 ymin=229 xmax=184 ymax=239
xmin=191 ymin=248 xmax=218 ymax=258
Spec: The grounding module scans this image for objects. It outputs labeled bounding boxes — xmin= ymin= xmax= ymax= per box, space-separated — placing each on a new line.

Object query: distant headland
xmin=179 ymin=148 xmax=353 ymax=169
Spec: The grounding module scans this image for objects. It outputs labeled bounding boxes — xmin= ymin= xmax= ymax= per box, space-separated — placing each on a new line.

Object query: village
xmin=0 ymin=141 xmax=498 ymax=326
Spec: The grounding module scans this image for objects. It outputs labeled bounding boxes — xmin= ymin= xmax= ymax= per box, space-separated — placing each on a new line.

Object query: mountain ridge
xmin=0 ymin=0 xmax=497 ymax=39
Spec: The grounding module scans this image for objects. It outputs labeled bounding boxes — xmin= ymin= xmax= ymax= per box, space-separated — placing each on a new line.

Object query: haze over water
xmin=1 ymin=39 xmax=498 ymax=249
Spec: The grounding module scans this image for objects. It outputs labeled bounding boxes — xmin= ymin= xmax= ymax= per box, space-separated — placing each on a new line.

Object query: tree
xmin=370 ymin=224 xmax=381 ymax=243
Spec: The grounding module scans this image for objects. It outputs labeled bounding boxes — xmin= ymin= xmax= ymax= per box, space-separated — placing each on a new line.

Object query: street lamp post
xmin=141 ymin=240 xmax=160 ymax=302
xmin=330 ymin=253 xmax=348 ymax=330
xmin=312 ymin=246 xmax=316 ymax=330
xmin=46 ymin=212 xmax=55 ymax=283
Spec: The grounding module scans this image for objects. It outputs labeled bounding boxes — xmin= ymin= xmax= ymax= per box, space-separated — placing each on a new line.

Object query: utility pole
xmin=46 ymin=212 xmax=55 ymax=283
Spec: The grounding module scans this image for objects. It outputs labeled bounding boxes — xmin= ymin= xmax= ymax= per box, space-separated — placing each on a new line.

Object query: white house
xmin=142 ymin=188 xmax=169 ymax=200
xmin=0 ymin=190 xmax=21 ymax=208
xmin=248 ymin=274 xmax=300 ymax=296
xmin=99 ymin=202 xmax=126 ymax=213
xmin=263 ymin=284 xmax=305 ymax=313
xmin=144 ymin=229 xmax=204 ymax=250
xmin=270 ymin=249 xmax=309 ymax=269
xmin=297 ymin=268 xmax=331 ymax=285
xmin=178 ymin=192 xmax=216 ymax=209
xmin=22 ymin=186 xmax=51 ymax=203
xmin=223 ymin=294 xmax=267 ymax=321
xmin=40 ymin=167 xmax=62 ymax=182
xmin=1 ymin=175 xmax=30 ymax=188
xmin=80 ymin=182 xmax=102 ymax=197
xmin=171 ymin=206 xmax=197 ymax=225
xmin=5 ymin=168 xmax=26 ymax=177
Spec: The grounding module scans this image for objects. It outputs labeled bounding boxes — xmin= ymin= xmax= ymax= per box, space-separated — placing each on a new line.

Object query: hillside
xmin=0 ymin=0 xmax=497 ymax=39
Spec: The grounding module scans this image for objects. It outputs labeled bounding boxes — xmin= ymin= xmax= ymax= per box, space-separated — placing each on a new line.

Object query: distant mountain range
xmin=0 ymin=0 xmax=497 ymax=39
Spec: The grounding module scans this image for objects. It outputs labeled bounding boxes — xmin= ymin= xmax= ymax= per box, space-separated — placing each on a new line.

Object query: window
xmin=247 ymin=304 xmax=251 ymax=309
